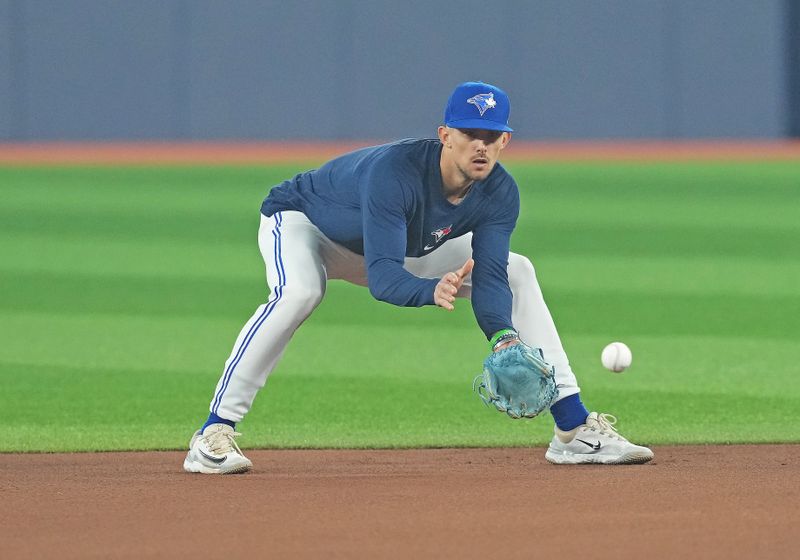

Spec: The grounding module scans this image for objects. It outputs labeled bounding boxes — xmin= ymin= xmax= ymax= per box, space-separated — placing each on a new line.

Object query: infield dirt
xmin=2 ymin=445 xmax=797 ymax=559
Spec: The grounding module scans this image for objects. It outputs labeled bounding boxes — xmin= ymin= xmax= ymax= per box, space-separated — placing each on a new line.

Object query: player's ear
xmin=437 ymin=125 xmax=450 ymax=147
xmin=499 ymin=132 xmax=511 ymax=150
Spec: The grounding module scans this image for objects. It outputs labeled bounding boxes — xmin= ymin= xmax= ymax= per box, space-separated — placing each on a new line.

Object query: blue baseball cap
xmin=444 ymin=81 xmax=513 ymax=132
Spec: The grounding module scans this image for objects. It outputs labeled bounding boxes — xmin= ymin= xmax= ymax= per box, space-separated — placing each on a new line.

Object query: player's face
xmin=440 ymin=126 xmax=511 ymax=183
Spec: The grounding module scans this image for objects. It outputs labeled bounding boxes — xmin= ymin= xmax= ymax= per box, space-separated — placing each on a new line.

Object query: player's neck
xmin=439 ymin=154 xmax=474 ymax=203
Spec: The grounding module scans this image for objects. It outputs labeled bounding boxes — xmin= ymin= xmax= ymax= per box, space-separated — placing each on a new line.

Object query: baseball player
xmin=183 ymin=82 xmax=654 ymax=474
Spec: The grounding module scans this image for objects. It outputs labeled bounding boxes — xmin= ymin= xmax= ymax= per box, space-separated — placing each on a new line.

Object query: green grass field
xmin=1 ymin=162 xmax=798 ymax=452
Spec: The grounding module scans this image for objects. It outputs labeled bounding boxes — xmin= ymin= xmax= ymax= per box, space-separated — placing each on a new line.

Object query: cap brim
xmin=445 ymin=118 xmax=513 ymax=132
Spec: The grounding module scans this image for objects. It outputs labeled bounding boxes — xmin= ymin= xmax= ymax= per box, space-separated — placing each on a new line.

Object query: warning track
xmin=1 ymin=140 xmax=799 ymax=165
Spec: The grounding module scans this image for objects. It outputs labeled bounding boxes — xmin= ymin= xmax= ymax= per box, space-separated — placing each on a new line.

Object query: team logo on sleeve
xmin=424 ymin=224 xmax=453 ymax=250
xmin=467 ymin=93 xmax=497 ymax=116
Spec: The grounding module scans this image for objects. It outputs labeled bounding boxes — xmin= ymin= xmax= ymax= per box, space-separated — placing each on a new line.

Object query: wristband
xmin=489 ymin=329 xmax=518 ymax=351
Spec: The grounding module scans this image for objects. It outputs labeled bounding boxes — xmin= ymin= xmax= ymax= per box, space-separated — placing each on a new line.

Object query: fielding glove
xmin=474 ymin=343 xmax=558 ymax=419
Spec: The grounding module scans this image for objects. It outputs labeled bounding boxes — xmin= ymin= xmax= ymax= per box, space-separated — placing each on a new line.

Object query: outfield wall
xmin=0 ymin=0 xmax=794 ymax=141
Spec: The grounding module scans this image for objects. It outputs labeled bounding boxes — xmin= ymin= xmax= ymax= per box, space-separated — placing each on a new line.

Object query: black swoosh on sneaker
xmin=199 ymin=449 xmax=227 ymax=465
xmin=576 ymin=439 xmax=602 ymax=450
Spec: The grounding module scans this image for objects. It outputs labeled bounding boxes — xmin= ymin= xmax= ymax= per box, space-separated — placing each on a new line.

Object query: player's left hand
xmin=474 ymin=343 xmax=559 ymax=419
xmin=434 ymin=258 xmax=473 ymax=310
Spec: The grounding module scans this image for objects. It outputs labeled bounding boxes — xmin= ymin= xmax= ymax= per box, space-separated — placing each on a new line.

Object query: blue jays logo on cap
xmin=444 ymin=81 xmax=513 ymax=132
xmin=467 ymin=93 xmax=497 ymax=116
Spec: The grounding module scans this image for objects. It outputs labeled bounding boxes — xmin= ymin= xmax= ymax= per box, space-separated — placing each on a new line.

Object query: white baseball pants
xmin=209 ymin=211 xmax=580 ymax=422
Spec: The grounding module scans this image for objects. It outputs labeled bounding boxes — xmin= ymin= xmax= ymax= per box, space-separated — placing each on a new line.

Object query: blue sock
xmin=549 ymin=393 xmax=589 ymax=431
xmin=201 ymin=412 xmax=236 ymax=433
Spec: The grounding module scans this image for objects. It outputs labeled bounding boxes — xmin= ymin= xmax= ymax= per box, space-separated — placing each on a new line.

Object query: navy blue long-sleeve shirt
xmin=260 ymin=138 xmax=519 ymax=339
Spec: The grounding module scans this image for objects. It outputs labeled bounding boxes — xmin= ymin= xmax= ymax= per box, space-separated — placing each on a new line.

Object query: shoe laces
xmin=586 ymin=413 xmax=625 ymax=441
xmin=203 ymin=427 xmax=244 ymax=456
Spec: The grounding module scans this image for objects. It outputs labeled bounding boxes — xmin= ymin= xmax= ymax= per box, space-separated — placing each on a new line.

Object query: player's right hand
xmin=434 ymin=258 xmax=474 ymax=311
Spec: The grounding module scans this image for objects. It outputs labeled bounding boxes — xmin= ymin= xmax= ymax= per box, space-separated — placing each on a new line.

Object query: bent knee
xmin=274 ymin=283 xmax=326 ymax=316
xmin=508 ymin=254 xmax=537 ymax=287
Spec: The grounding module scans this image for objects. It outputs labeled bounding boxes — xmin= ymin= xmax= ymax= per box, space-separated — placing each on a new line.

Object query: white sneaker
xmin=545 ymin=412 xmax=654 ymax=465
xmin=183 ymin=423 xmax=253 ymax=474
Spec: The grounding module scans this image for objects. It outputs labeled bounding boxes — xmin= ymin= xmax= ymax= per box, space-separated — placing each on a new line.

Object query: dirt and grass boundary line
xmin=1 ymin=140 xmax=800 ymax=165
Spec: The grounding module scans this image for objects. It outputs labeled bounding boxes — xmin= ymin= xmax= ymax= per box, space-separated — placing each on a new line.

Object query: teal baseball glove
xmin=473 ymin=343 xmax=559 ymax=419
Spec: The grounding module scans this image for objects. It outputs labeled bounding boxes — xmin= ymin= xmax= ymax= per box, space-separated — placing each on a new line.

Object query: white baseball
xmin=601 ymin=342 xmax=632 ymax=373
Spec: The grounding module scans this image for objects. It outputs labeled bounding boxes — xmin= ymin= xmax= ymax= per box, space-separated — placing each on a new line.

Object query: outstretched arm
xmin=469 ymin=222 xmax=516 ymax=339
